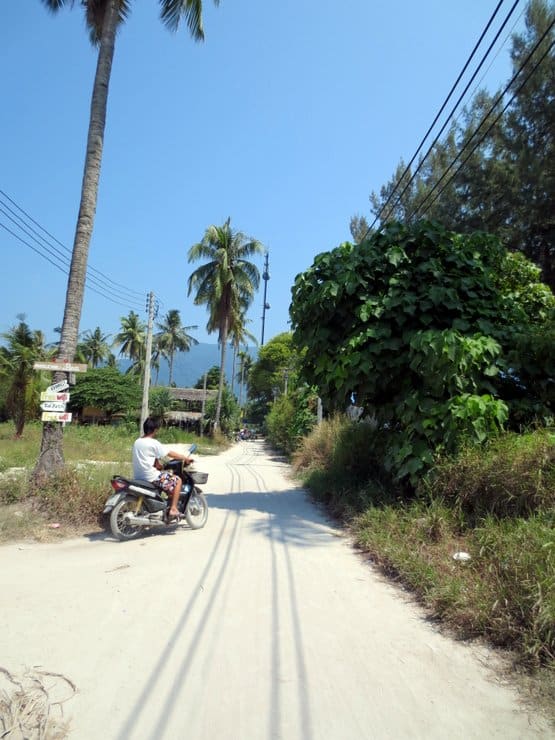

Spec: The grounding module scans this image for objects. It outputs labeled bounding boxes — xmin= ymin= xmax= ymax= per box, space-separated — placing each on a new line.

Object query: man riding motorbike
xmin=132 ymin=417 xmax=194 ymax=521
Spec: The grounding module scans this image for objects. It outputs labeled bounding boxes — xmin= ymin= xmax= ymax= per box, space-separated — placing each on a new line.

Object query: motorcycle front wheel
xmin=110 ymin=496 xmax=144 ymax=541
xmin=185 ymin=490 xmax=208 ymax=530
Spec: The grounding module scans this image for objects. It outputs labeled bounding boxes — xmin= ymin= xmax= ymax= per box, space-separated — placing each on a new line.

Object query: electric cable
xmin=0 ymin=203 xmax=144 ymax=310
xmin=447 ymin=4 xmax=527 ymax=134
xmin=407 ymin=18 xmax=555 ymax=220
xmin=0 ymin=220 xmax=144 ymax=311
xmin=0 ymin=187 xmax=147 ymax=300
xmin=367 ymin=0 xmax=521 ymax=234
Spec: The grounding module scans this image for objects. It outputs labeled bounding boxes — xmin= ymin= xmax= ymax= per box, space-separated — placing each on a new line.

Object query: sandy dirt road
xmin=1 ymin=441 xmax=552 ymax=739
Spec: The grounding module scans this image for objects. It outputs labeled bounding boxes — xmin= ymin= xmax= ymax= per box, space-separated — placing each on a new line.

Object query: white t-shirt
xmin=132 ymin=436 xmax=165 ymax=482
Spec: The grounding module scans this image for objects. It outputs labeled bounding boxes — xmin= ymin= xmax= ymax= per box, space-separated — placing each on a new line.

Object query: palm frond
xmin=160 ymin=0 xmax=205 ymax=39
xmin=84 ymin=0 xmax=131 ymax=45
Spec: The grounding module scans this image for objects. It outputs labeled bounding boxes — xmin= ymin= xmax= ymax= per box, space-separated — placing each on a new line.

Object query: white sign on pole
xmin=47 ymin=380 xmax=69 ymax=393
xmin=40 ymin=392 xmax=70 ymax=403
xmin=40 ymin=401 xmax=68 ymax=412
xmin=41 ymin=411 xmax=72 ymax=423
xmin=34 ymin=361 xmax=87 ymax=373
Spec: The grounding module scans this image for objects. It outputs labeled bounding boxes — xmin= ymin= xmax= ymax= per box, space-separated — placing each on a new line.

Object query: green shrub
xmin=291 ymin=221 xmax=555 ymax=485
xmin=294 ymin=416 xmax=400 ymax=512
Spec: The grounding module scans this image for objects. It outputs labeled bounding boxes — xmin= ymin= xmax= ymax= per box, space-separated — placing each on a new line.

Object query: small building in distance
xmin=165 ymin=387 xmax=218 ymax=432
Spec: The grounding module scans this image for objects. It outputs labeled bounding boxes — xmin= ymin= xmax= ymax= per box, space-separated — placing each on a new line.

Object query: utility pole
xmin=140 ymin=291 xmax=155 ymax=433
xmin=261 ymin=250 xmax=270 ymax=346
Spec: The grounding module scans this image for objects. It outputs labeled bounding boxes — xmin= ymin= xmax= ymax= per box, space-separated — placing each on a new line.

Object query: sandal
xmin=166 ymin=511 xmax=183 ymax=523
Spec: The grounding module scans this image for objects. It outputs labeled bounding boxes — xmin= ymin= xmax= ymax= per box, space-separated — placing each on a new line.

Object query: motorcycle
xmin=102 ymin=444 xmax=208 ymax=541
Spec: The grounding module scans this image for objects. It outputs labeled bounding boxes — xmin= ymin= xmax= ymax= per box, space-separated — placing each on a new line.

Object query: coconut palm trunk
xmin=34 ymin=0 xmax=119 ymax=479
xmin=168 ymin=350 xmax=175 ymax=386
xmin=215 ymin=318 xmax=229 ymax=431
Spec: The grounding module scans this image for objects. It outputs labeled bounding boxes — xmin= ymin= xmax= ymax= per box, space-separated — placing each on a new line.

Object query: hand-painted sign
xmin=41 ymin=411 xmax=72 ymax=423
xmin=40 ymin=392 xmax=70 ymax=403
xmin=40 ymin=401 xmax=68 ymax=412
xmin=47 ymin=380 xmax=69 ymax=393
xmin=34 ymin=361 xmax=87 ymax=373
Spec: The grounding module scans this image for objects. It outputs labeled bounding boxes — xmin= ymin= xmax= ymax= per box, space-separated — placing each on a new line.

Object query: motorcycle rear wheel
xmin=110 ymin=496 xmax=144 ymax=541
xmin=185 ymin=490 xmax=208 ymax=529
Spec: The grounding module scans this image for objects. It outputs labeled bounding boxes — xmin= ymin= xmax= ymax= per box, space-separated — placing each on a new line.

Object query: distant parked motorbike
xmin=102 ymin=444 xmax=208 ymax=541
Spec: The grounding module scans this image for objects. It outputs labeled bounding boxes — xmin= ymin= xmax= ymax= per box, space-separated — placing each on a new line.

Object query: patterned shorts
xmin=156 ymin=471 xmax=179 ymax=494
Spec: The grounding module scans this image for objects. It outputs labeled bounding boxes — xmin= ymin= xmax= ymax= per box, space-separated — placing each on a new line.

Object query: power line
xmin=371 ymin=0 xmax=522 ymax=231
xmin=447 ymin=4 xmax=527 ymax=134
xmin=0 ymin=219 xmax=147 ymax=311
xmin=366 ymin=0 xmax=520 ymax=235
xmin=0 ymin=187 xmax=147 ymax=301
xmin=407 ymin=18 xmax=555 ymax=220
xmin=0 ymin=202 xmax=145 ymax=308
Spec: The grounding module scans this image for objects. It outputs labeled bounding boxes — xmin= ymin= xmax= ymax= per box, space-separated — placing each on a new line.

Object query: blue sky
xmin=0 ymin=1 xmax=523 ymax=347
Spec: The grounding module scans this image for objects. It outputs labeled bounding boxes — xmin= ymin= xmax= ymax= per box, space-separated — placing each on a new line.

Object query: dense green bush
xmin=266 ymin=386 xmax=317 ymax=454
xmin=291 ymin=221 xmax=554 ymax=484
xmin=69 ymin=366 xmax=141 ymax=419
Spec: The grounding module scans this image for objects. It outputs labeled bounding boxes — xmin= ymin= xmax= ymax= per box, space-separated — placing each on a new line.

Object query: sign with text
xmin=34 ymin=361 xmax=87 ymax=373
xmin=41 ymin=401 xmax=68 ymax=412
xmin=47 ymin=380 xmax=69 ymax=393
xmin=41 ymin=411 xmax=72 ymax=423
xmin=40 ymin=392 xmax=70 ymax=403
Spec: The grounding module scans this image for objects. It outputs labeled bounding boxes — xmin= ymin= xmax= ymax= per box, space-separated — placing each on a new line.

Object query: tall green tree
xmin=0 ymin=317 xmax=47 ymax=437
xmin=363 ymin=0 xmax=555 ymax=289
xmin=155 ymin=309 xmax=198 ymax=386
xmin=35 ymin=0 xmax=220 ymax=477
xmin=114 ymin=311 xmax=146 ymax=375
xmin=248 ymin=332 xmax=299 ymax=416
xmin=80 ymin=327 xmax=112 ymax=368
xmin=502 ymin=0 xmax=555 ymax=285
xmin=194 ymin=365 xmax=220 ymax=389
xmin=228 ymin=315 xmax=257 ymax=397
xmin=236 ymin=349 xmax=253 ymax=409
xmin=188 ymin=219 xmax=264 ymax=430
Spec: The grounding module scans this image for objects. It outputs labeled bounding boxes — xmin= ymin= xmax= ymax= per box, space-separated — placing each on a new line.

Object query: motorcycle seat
xmin=121 ymin=477 xmax=160 ymax=491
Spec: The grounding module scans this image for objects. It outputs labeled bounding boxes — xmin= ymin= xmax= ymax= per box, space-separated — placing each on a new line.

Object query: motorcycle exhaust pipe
xmin=124 ymin=514 xmax=166 ymax=527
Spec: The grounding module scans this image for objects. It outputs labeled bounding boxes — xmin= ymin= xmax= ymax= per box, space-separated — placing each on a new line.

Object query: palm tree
xmin=229 ymin=316 xmax=257 ymax=397
xmin=0 ymin=316 xmax=46 ymax=437
xmin=35 ymin=0 xmax=220 ymax=478
xmin=114 ymin=311 xmax=146 ymax=374
xmin=151 ymin=343 xmax=162 ymax=386
xmin=188 ymin=219 xmax=264 ymax=430
xmin=236 ymin=349 xmax=253 ymax=411
xmin=80 ymin=327 xmax=111 ymax=368
xmin=155 ymin=309 xmax=198 ymax=386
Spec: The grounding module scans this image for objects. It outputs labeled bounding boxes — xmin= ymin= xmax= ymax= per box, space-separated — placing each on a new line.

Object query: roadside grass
xmin=0 ymin=421 xmax=220 ymax=470
xmin=293 ymin=418 xmax=555 ymax=713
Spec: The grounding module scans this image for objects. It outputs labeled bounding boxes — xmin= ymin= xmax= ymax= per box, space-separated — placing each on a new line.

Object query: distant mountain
xmin=121 ymin=343 xmax=257 ymax=389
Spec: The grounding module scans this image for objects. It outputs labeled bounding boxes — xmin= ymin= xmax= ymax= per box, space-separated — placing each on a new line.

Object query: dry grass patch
xmin=0 ymin=666 xmax=76 ymax=739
